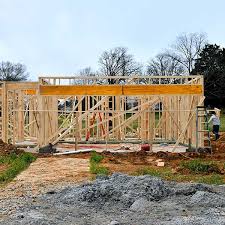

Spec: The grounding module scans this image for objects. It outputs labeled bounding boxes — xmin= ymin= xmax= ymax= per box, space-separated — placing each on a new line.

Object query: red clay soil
xmin=90 ymin=145 xmax=225 ymax=175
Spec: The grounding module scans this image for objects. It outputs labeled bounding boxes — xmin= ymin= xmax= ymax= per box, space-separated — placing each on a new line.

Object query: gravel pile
xmin=1 ymin=173 xmax=225 ymax=225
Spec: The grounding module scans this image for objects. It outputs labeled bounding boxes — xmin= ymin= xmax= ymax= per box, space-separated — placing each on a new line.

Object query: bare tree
xmin=79 ymin=67 xmax=96 ymax=77
xmin=147 ymin=53 xmax=185 ymax=76
xmin=165 ymin=32 xmax=207 ymax=74
xmin=0 ymin=61 xmax=29 ymax=81
xmin=99 ymin=47 xmax=142 ymax=83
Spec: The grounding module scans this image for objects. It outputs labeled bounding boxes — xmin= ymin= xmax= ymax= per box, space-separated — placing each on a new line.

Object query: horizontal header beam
xmin=40 ymin=84 xmax=203 ymax=96
xmin=0 ymin=89 xmax=36 ymax=95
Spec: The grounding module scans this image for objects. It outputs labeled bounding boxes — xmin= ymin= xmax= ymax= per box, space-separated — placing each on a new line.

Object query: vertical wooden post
xmin=37 ymin=95 xmax=45 ymax=147
xmin=75 ymin=112 xmax=78 ymax=150
xmin=17 ymin=90 xmax=24 ymax=142
xmin=2 ymin=82 xmax=8 ymax=142
xmin=115 ymin=96 xmax=121 ymax=140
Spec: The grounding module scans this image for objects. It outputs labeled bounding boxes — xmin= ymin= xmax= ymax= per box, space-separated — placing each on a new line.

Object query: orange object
xmin=86 ymin=113 xmax=105 ymax=141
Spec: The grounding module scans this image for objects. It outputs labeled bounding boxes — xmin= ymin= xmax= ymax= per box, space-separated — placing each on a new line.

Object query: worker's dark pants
xmin=213 ymin=125 xmax=220 ymax=140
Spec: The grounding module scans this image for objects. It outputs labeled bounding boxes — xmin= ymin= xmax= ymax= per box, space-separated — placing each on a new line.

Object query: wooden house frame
xmin=0 ymin=75 xmax=205 ymax=151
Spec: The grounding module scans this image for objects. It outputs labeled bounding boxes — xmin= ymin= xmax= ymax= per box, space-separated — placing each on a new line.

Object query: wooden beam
xmin=23 ymin=89 xmax=37 ymax=95
xmin=172 ymin=96 xmax=205 ymax=152
xmin=0 ymin=89 xmax=36 ymax=95
xmin=40 ymin=85 xmax=123 ymax=96
xmin=40 ymin=84 xmax=203 ymax=96
xmin=122 ymin=85 xmax=203 ymax=95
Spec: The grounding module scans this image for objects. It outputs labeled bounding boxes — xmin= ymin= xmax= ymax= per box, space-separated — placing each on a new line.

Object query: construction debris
xmin=141 ymin=144 xmax=152 ymax=151
xmin=53 ymin=149 xmax=93 ymax=155
xmin=157 ymin=161 xmax=165 ymax=167
xmin=38 ymin=143 xmax=56 ymax=154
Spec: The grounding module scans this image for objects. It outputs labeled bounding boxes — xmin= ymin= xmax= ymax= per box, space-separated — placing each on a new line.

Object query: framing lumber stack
xmin=0 ymin=75 xmax=204 ymax=149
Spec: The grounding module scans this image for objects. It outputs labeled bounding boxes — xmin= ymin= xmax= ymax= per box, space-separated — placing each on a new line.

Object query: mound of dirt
xmin=0 ymin=139 xmax=23 ymax=156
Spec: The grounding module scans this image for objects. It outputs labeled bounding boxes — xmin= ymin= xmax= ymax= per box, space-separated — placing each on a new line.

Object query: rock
xmin=108 ymin=220 xmax=120 ymax=225
xmin=189 ymin=191 xmax=225 ymax=207
xmin=77 ymin=173 xmax=170 ymax=203
xmin=130 ymin=198 xmax=150 ymax=211
xmin=2 ymin=173 xmax=225 ymax=225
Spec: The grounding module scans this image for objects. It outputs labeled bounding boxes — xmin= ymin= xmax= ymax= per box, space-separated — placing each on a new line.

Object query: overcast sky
xmin=1 ymin=0 xmax=225 ymax=80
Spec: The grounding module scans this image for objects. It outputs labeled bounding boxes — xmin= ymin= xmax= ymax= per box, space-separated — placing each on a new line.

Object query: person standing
xmin=208 ymin=111 xmax=220 ymax=140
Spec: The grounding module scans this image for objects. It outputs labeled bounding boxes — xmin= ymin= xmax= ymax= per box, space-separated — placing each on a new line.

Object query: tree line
xmin=1 ymin=32 xmax=225 ymax=106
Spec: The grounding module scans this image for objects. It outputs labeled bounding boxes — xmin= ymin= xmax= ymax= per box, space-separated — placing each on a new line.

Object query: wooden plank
xmin=23 ymin=89 xmax=37 ymax=95
xmin=2 ymin=83 xmax=8 ymax=142
xmin=6 ymin=82 xmax=38 ymax=90
xmin=122 ymin=85 xmax=203 ymax=95
xmin=172 ymin=96 xmax=205 ymax=152
xmin=40 ymin=85 xmax=123 ymax=96
xmin=0 ymin=88 xmax=37 ymax=95
xmin=40 ymin=84 xmax=203 ymax=96
xmin=0 ymin=89 xmax=36 ymax=95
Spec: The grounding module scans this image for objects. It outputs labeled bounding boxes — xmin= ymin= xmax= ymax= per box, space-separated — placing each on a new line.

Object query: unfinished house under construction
xmin=0 ymin=75 xmax=207 ymax=153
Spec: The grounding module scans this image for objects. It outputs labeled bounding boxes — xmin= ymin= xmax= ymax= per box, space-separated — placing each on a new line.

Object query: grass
xmin=90 ymin=151 xmax=104 ymax=163
xmin=0 ymin=152 xmax=36 ymax=185
xmin=134 ymin=167 xmax=225 ymax=185
xmin=197 ymin=174 xmax=224 ymax=185
xmin=89 ymin=151 xmax=109 ymax=175
xmin=220 ymin=113 xmax=225 ymax=131
xmin=180 ymin=159 xmax=220 ymax=174
xmin=134 ymin=167 xmax=171 ymax=177
xmin=90 ymin=163 xmax=109 ymax=175
xmin=133 ymin=159 xmax=225 ymax=185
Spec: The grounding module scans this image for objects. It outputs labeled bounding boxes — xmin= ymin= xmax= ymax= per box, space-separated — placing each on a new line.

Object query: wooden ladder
xmin=196 ymin=106 xmax=212 ymax=153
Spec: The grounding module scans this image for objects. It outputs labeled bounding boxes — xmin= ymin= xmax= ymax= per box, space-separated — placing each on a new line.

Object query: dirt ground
xmin=1 ymin=145 xmax=225 ymax=198
xmin=0 ymin=156 xmax=91 ymax=201
xmin=1 ymin=138 xmax=225 ymax=207
xmin=1 ymin=142 xmax=225 ymax=224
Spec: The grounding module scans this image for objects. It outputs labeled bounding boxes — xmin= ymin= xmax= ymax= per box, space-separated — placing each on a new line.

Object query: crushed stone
xmin=1 ymin=173 xmax=225 ymax=225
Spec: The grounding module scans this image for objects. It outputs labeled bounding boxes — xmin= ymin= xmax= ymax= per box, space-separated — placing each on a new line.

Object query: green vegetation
xmin=90 ymin=151 xmax=104 ymax=163
xmin=90 ymin=163 xmax=109 ymax=175
xmin=0 ymin=152 xmax=36 ymax=185
xmin=180 ymin=159 xmax=220 ymax=174
xmin=133 ymin=159 xmax=225 ymax=185
xmin=134 ymin=167 xmax=171 ymax=177
xmin=197 ymin=174 xmax=224 ymax=185
xmin=89 ymin=151 xmax=109 ymax=175
xmin=219 ymin=112 xmax=225 ymax=131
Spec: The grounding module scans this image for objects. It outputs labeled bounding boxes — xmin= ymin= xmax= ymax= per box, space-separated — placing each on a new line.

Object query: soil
xmin=0 ymin=164 xmax=8 ymax=174
xmin=0 ymin=156 xmax=90 ymax=198
xmin=1 ymin=141 xmax=225 ymax=224
xmin=0 ymin=139 xmax=23 ymax=156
